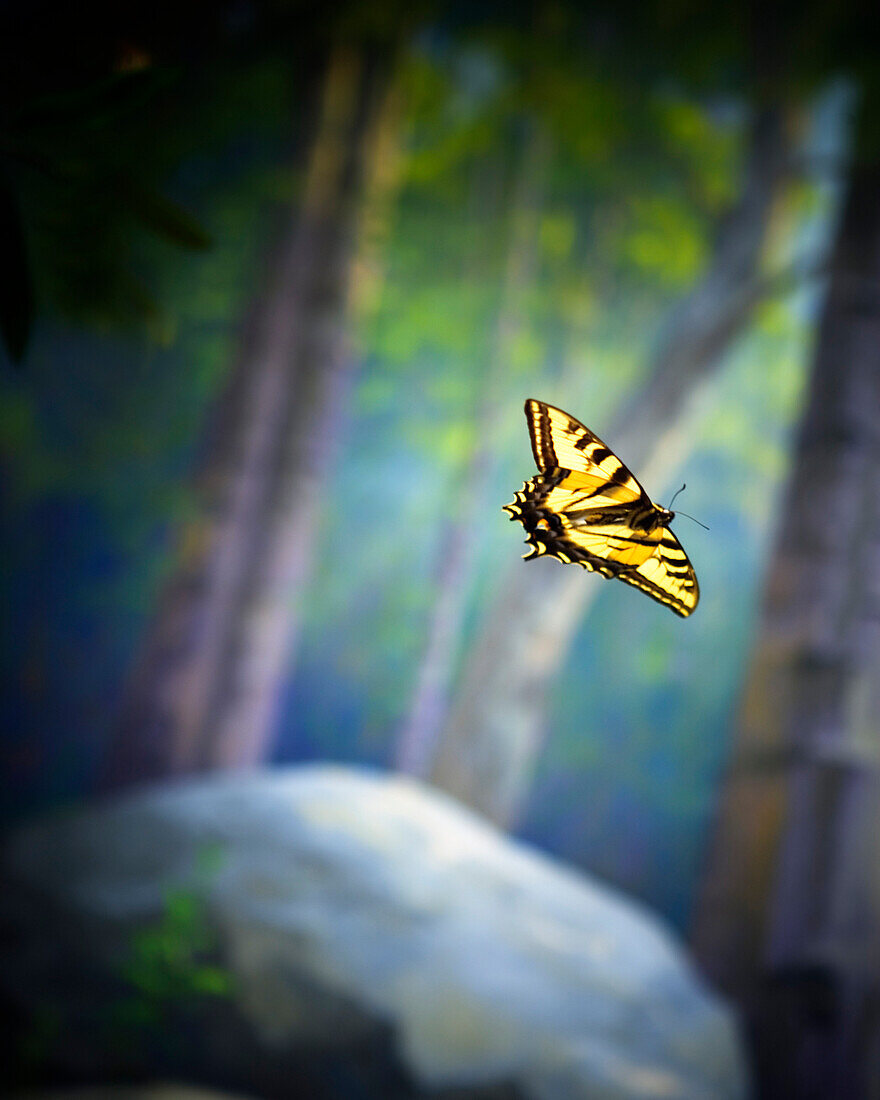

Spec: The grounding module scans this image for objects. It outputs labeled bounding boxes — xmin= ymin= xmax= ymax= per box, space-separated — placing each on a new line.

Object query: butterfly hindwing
xmin=615 ymin=529 xmax=699 ymax=617
xmin=504 ymin=399 xmax=700 ymax=617
xmin=504 ymin=476 xmax=661 ymax=574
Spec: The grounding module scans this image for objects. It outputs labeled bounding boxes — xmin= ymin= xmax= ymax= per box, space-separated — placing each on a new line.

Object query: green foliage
xmin=120 ymin=890 xmax=231 ymax=1003
xmin=14 ymin=846 xmax=232 ymax=1079
xmin=111 ymin=844 xmax=232 ymax=1047
xmin=622 ymin=195 xmax=708 ymax=285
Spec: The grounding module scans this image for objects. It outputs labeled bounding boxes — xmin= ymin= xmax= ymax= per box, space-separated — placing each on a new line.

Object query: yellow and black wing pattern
xmin=503 ymin=399 xmax=699 ymax=617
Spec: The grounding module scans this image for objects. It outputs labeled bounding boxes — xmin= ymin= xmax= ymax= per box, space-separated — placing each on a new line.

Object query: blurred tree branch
xmin=429 ymin=101 xmax=795 ymax=826
xmin=395 ymin=115 xmax=551 ymax=777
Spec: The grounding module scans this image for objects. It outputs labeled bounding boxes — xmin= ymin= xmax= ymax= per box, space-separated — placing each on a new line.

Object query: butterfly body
xmin=503 ymin=400 xmax=699 ymax=617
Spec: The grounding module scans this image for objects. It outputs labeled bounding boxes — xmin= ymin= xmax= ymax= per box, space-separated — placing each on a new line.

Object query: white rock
xmin=2 ymin=765 xmax=748 ymax=1100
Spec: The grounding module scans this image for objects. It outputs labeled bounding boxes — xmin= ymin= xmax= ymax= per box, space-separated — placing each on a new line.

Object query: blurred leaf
xmin=112 ymin=997 xmax=162 ymax=1028
xmin=14 ymin=69 xmax=167 ymax=133
xmin=164 ymin=888 xmax=199 ymax=926
xmin=622 ymin=195 xmax=707 ymax=285
xmin=190 ymin=965 xmax=232 ymax=995
xmin=539 ymin=212 xmax=575 ymax=259
xmin=113 ymin=173 xmax=212 ymax=251
xmin=118 ymin=882 xmax=232 ymax=1011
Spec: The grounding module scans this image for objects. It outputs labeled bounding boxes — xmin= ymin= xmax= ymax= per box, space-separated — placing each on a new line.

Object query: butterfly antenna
xmin=676 ymin=511 xmax=710 ymax=531
xmin=668 ymin=484 xmax=709 ymax=529
xmin=668 ymin=483 xmax=687 ymax=509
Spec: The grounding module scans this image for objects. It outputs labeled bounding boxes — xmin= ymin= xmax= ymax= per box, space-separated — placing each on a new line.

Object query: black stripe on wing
xmin=524 ymin=399 xmax=644 ymax=498
xmin=616 ymin=531 xmax=699 ymax=617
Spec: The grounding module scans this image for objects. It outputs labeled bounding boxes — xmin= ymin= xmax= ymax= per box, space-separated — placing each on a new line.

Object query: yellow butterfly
xmin=503 ymin=399 xmax=700 ymax=617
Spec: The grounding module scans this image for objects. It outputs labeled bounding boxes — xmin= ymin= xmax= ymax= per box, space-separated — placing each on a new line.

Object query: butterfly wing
xmin=504 ymin=399 xmax=700 ymax=617
xmin=615 ymin=528 xmax=700 ymax=617
xmin=504 ymin=472 xmax=660 ymax=573
xmin=524 ymin=398 xmax=649 ymax=509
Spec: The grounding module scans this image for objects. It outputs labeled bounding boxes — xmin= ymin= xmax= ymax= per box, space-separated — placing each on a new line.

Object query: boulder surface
xmin=1 ymin=766 xmax=747 ymax=1099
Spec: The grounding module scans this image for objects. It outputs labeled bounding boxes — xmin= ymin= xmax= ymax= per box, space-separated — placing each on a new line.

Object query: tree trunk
xmin=690 ymin=157 xmax=880 ymax=1100
xmin=394 ymin=120 xmax=549 ymax=777
xmin=428 ymin=104 xmax=791 ymax=827
xmin=102 ymin=44 xmax=393 ymax=789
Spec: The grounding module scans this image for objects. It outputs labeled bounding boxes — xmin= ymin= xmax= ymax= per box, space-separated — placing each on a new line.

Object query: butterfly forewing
xmin=525 ymin=399 xmax=645 ymax=504
xmin=505 ymin=399 xmax=700 ymax=617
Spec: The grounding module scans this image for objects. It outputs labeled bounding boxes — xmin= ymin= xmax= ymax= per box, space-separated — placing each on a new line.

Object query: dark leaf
xmin=113 ymin=173 xmax=212 ymax=251
xmin=0 ymin=177 xmax=34 ymax=363
xmin=13 ymin=69 xmax=167 ymax=133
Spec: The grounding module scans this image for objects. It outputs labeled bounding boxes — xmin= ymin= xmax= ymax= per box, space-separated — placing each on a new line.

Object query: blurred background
xmin=2 ymin=1 xmax=879 ymax=1098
